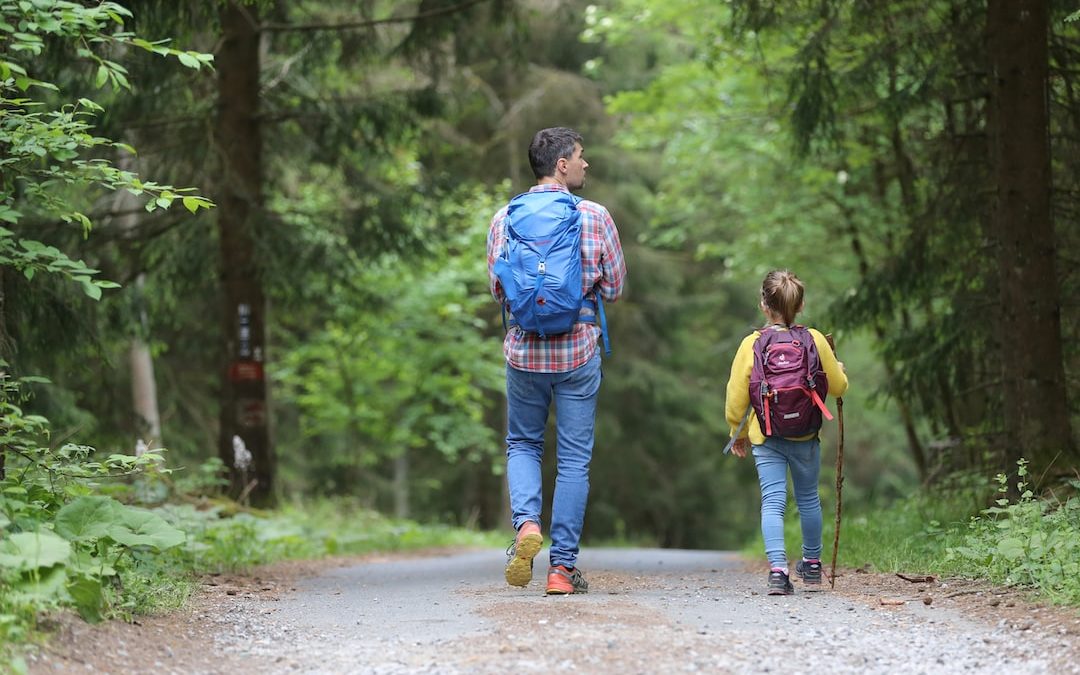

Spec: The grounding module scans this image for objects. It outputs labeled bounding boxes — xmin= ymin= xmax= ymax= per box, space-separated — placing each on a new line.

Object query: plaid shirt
xmin=487 ymin=184 xmax=627 ymax=372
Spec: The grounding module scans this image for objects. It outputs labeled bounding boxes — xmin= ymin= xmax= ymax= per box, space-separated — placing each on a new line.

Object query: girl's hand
xmin=731 ymin=437 xmax=749 ymax=458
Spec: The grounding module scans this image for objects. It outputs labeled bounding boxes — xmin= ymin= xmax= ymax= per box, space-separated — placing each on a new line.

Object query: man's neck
xmin=537 ymin=176 xmax=567 ymax=189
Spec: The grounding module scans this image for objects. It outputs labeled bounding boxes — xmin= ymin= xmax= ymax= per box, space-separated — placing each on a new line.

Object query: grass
xmin=741 ymin=491 xmax=974 ymax=572
xmin=155 ymin=497 xmax=504 ymax=577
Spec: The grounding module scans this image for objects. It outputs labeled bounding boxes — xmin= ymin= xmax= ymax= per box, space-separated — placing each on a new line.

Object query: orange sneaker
xmin=545 ymin=565 xmax=588 ymax=595
xmin=504 ymin=521 xmax=542 ymax=587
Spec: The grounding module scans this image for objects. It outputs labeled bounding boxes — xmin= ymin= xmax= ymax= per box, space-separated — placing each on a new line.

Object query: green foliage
xmin=946 ymin=461 xmax=1080 ymax=604
xmin=272 ymin=180 xmax=505 ymax=499
xmin=0 ymin=0 xmax=213 ymax=299
xmin=592 ymin=0 xmax=1080 ymax=486
xmin=0 ymin=1 xmax=219 ymax=653
xmin=0 ymin=371 xmax=185 ymax=640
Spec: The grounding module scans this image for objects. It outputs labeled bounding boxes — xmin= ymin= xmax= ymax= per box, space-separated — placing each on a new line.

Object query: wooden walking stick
xmin=825 ymin=333 xmax=844 ymax=589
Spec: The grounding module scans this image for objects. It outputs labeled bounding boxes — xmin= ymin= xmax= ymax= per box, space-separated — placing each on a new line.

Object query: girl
xmin=725 ymin=270 xmax=848 ymax=595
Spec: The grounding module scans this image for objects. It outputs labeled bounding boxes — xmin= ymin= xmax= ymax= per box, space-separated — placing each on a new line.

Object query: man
xmin=486 ymin=127 xmax=626 ymax=594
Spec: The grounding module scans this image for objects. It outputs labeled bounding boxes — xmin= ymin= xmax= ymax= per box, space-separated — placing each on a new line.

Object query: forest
xmin=1 ymin=0 xmax=1078 ymax=641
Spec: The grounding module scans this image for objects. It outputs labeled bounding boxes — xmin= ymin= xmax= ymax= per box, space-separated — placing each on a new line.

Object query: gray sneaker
xmin=796 ymin=559 xmax=823 ymax=585
xmin=767 ymin=569 xmax=794 ymax=595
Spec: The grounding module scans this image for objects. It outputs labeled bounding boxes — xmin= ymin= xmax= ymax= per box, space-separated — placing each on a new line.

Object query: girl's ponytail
xmin=761 ymin=270 xmax=805 ymax=326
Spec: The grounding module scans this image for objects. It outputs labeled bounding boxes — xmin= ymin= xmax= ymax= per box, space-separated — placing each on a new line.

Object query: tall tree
xmin=986 ymin=0 xmax=1076 ymax=480
xmin=216 ymin=0 xmax=272 ymax=504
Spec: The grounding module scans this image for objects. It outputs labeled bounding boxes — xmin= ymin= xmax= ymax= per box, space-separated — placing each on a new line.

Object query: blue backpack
xmin=493 ymin=190 xmax=610 ymax=353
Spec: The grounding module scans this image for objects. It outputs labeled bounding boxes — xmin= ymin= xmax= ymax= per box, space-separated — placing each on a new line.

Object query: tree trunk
xmin=393 ymin=451 xmax=409 ymax=519
xmin=130 ymin=275 xmax=162 ymax=448
xmin=986 ymin=0 xmax=1076 ymax=483
xmin=216 ymin=0 xmax=274 ymax=506
xmin=114 ymin=153 xmax=163 ymax=452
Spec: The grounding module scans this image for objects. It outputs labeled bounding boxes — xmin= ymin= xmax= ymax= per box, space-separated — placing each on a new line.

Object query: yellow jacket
xmin=725 ymin=326 xmax=849 ymax=445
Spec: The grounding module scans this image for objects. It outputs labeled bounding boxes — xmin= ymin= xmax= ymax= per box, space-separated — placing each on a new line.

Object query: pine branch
xmin=260 ymin=0 xmax=492 ymax=34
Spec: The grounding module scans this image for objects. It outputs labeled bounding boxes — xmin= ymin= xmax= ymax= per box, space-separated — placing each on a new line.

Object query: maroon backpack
xmin=749 ymin=325 xmax=833 ymax=437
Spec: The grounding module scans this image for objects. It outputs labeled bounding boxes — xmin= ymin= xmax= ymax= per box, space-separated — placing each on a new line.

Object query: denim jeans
xmin=752 ymin=436 xmax=823 ymax=569
xmin=505 ymin=353 xmax=602 ymax=569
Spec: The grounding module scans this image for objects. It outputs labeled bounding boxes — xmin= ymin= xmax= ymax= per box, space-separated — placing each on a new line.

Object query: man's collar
xmin=529 ymin=183 xmax=570 ymax=193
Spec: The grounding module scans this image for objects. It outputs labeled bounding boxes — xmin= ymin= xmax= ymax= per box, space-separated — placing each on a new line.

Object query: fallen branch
xmin=896 ymin=573 xmax=936 ymax=583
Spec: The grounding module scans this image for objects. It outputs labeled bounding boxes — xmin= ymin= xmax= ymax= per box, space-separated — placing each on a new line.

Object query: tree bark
xmin=986 ymin=0 xmax=1076 ymax=483
xmin=114 ymin=153 xmax=163 ymax=452
xmin=216 ymin=0 xmax=274 ymax=505
xmin=393 ymin=451 xmax=409 ymax=519
xmin=130 ymin=275 xmax=162 ymax=449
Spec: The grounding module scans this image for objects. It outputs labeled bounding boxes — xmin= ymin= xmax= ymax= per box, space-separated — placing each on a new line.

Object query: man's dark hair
xmin=528 ymin=127 xmax=583 ymax=179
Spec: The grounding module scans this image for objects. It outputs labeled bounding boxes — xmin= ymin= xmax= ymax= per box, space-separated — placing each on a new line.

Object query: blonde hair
xmin=760 ymin=269 xmax=805 ymax=326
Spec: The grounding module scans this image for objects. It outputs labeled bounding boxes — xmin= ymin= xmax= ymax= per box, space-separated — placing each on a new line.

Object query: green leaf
xmin=10 ymin=565 xmax=68 ymax=603
xmin=54 ymin=496 xmax=126 ymax=543
xmin=107 ymin=508 xmax=186 ymax=551
xmin=94 ymin=64 xmax=108 ymax=88
xmin=69 ymin=549 xmax=116 ymax=578
xmin=76 ymin=97 xmax=104 ymax=112
xmin=67 ymin=575 xmax=104 ymax=623
xmin=0 ymin=531 xmax=72 ymax=571
xmin=178 ymin=52 xmax=200 ymax=69
xmin=182 ymin=196 xmax=204 ymax=213
xmin=997 ymin=537 xmax=1026 ymax=561
xmin=80 ymin=280 xmax=102 ymax=300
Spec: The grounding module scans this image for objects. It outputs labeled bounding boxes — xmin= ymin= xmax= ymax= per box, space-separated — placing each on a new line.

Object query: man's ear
xmin=556 ymin=157 xmax=568 ymax=174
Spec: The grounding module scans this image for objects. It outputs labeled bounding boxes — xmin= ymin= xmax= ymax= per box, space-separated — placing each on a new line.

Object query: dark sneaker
xmin=767 ymin=569 xmax=794 ymax=595
xmin=796 ymin=559 xmax=822 ymax=585
xmin=504 ymin=521 xmax=543 ymax=587
xmin=546 ymin=565 xmax=588 ymax=595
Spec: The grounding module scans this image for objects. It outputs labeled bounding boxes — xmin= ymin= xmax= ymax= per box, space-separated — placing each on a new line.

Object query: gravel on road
xmin=24 ymin=547 xmax=1080 ymax=675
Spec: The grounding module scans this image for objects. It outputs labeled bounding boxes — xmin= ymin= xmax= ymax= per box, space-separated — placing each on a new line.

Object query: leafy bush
xmin=946 ymin=460 xmax=1080 ymax=604
xmin=0 ymin=369 xmax=186 ymax=642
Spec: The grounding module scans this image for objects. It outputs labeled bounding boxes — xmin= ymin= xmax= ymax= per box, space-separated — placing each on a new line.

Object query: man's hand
xmin=731 ymin=437 xmax=749 ymax=458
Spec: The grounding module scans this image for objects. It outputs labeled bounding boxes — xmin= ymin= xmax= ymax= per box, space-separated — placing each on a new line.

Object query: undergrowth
xmin=0 ymin=370 xmax=498 ymax=671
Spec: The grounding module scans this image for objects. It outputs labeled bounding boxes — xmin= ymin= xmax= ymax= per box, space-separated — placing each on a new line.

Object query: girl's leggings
xmin=751 ymin=436 xmax=822 ymax=568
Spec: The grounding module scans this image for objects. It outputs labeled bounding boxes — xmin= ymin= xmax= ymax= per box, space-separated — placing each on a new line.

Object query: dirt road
xmin=25 ymin=547 xmax=1080 ymax=674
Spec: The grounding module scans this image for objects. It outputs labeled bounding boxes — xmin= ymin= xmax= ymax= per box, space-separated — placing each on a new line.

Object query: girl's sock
xmin=770 ymin=566 xmax=789 ymax=576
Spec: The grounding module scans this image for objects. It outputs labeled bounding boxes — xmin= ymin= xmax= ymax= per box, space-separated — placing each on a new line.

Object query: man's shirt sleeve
xmin=487 ymin=208 xmax=507 ymax=303
xmin=598 ymin=207 xmax=626 ymax=302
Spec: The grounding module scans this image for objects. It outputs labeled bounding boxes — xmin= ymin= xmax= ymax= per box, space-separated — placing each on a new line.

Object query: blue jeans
xmin=752 ymin=436 xmax=823 ymax=569
xmin=505 ymin=353 xmax=602 ymax=569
